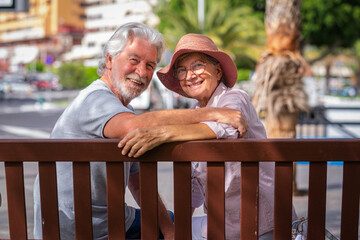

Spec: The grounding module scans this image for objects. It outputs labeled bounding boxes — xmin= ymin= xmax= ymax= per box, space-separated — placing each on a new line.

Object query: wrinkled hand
xmin=118 ymin=126 xmax=167 ymax=158
xmin=216 ymin=107 xmax=248 ymax=137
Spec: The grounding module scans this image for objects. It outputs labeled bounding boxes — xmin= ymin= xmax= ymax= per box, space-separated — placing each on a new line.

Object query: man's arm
xmin=104 ymin=107 xmax=247 ymax=139
xmin=128 ymin=173 xmax=174 ymax=239
xmin=119 ymin=123 xmax=216 ymax=158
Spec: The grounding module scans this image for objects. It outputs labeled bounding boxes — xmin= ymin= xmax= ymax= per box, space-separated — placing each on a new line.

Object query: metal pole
xmin=198 ymin=0 xmax=205 ymax=32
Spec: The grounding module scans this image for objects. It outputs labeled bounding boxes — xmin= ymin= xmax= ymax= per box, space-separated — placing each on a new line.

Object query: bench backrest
xmin=0 ymin=139 xmax=359 ymax=240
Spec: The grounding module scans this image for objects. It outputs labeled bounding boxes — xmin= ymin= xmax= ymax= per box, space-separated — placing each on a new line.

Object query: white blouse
xmin=191 ymin=82 xmax=283 ymax=239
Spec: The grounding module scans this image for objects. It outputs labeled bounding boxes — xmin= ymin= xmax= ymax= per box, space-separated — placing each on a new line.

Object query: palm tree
xmin=156 ymin=0 xmax=266 ymax=70
xmin=251 ymin=0 xmax=309 ymax=138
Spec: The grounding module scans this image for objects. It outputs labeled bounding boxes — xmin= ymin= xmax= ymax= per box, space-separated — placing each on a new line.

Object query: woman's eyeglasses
xmin=175 ymin=62 xmax=207 ymax=81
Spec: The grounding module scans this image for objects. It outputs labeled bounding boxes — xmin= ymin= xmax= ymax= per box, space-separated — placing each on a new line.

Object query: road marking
xmin=0 ymin=103 xmax=61 ymax=114
xmin=0 ymin=125 xmax=50 ymax=138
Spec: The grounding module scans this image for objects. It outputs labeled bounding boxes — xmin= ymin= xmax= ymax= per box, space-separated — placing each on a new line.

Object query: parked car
xmin=27 ymin=73 xmax=62 ymax=91
xmin=1 ymin=74 xmax=35 ymax=94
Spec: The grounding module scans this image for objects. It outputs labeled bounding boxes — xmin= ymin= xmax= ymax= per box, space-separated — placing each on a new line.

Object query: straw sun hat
xmin=157 ymin=33 xmax=237 ymax=97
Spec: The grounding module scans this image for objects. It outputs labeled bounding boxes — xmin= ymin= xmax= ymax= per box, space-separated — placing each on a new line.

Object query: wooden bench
xmin=0 ymin=139 xmax=359 ymax=240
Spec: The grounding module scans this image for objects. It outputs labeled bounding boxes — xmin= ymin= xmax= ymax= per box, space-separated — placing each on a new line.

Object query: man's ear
xmin=105 ymin=54 xmax=112 ymax=69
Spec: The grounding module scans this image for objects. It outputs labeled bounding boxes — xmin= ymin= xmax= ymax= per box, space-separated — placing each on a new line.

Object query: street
xmin=0 ymin=96 xmax=67 ymax=238
xmin=0 ymin=100 xmax=63 ymax=139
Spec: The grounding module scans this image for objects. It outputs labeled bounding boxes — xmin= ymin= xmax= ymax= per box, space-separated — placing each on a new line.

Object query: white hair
xmin=97 ymin=22 xmax=165 ymax=76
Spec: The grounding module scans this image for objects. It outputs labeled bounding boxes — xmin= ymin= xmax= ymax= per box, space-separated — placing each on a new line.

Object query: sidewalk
xmin=0 ymin=162 xmax=352 ymax=239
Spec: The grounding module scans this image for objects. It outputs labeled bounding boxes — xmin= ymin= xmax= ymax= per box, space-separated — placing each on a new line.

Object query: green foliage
xmin=58 ymin=62 xmax=98 ymax=89
xmin=232 ymin=0 xmax=360 ymax=64
xmin=354 ymin=40 xmax=360 ymax=60
xmin=27 ymin=61 xmax=46 ymax=72
xmin=349 ymin=39 xmax=360 ymax=78
xmin=84 ymin=66 xmax=99 ymax=86
xmin=230 ymin=0 xmax=265 ymax=17
xmin=235 ymin=55 xmax=257 ymax=69
xmin=237 ymin=68 xmax=252 ymax=81
xmin=156 ymin=0 xmax=266 ymax=70
xmin=301 ymin=0 xmax=360 ymax=48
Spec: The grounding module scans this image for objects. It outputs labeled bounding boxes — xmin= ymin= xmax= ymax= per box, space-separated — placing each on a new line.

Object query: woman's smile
xmin=186 ymin=79 xmax=205 ymax=89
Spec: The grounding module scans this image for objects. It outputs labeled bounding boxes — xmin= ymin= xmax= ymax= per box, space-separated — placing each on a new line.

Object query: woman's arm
xmin=118 ymin=123 xmax=216 ymax=158
xmin=105 ymin=107 xmax=247 ymax=138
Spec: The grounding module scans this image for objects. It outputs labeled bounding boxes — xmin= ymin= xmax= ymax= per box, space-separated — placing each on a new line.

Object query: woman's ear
xmin=216 ymin=64 xmax=223 ymax=81
xmin=105 ymin=54 xmax=112 ymax=70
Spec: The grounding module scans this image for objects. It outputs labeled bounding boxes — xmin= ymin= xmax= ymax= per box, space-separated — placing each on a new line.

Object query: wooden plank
xmin=207 ymin=162 xmax=225 ymax=240
xmin=4 ymin=162 xmax=28 ymax=239
xmin=106 ymin=162 xmax=125 ymax=240
xmin=307 ymin=162 xmax=327 ymax=240
xmin=168 ymin=139 xmax=360 ymax=162
xmin=73 ymin=162 xmax=93 ymax=240
xmin=274 ymin=162 xmax=293 ymax=240
xmin=240 ymin=162 xmax=259 ymax=240
xmin=0 ymin=139 xmax=360 ymax=163
xmin=340 ymin=162 xmax=360 ymax=240
xmin=173 ymin=162 xmax=191 ymax=240
xmin=38 ymin=162 xmax=60 ymax=240
xmin=140 ymin=162 xmax=158 ymax=240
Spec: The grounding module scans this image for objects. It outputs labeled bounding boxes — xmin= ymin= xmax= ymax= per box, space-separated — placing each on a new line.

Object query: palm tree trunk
xmin=252 ymin=0 xmax=309 ymax=195
xmin=253 ymin=0 xmax=308 ymax=138
xmin=265 ymin=111 xmax=298 ymax=138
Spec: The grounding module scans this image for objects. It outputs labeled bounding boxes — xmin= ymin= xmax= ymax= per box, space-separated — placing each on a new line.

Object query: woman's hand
xmin=118 ymin=126 xmax=168 ymax=158
xmin=215 ymin=107 xmax=248 ymax=137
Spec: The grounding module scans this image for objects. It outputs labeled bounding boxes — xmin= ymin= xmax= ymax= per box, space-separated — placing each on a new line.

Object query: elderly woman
xmin=119 ymin=33 xmax=296 ymax=239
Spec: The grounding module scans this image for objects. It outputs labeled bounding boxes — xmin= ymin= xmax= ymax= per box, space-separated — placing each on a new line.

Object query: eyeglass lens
xmin=176 ymin=62 xmax=206 ymax=80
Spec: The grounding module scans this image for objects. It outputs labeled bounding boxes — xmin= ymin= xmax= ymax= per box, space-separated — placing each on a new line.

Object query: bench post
xmin=5 ymin=162 xmax=28 ymax=239
xmin=207 ymin=162 xmax=225 ymax=240
xmin=140 ymin=162 xmax=159 ymax=240
xmin=174 ymin=162 xmax=192 ymax=240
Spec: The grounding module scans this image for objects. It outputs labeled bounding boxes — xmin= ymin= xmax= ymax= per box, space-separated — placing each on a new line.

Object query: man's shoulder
xmin=74 ymin=80 xmax=116 ymax=104
xmin=81 ymin=79 xmax=111 ymax=95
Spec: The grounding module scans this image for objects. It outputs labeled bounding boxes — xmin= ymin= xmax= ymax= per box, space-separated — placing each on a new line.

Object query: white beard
xmin=111 ymin=73 xmax=147 ymax=103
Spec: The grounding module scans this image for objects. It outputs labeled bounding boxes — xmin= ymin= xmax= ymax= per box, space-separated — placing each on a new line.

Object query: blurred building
xmin=0 ymin=0 xmax=158 ymax=72
xmin=63 ymin=0 xmax=158 ymax=66
xmin=0 ymin=0 xmax=85 ymax=72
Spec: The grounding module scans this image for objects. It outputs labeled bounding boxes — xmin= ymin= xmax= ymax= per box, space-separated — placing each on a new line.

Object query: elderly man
xmin=33 ymin=22 xmax=247 ymax=239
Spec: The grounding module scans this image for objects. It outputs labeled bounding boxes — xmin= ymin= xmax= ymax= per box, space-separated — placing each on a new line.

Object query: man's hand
xmin=215 ymin=107 xmax=248 ymax=137
xmin=118 ymin=126 xmax=168 ymax=158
